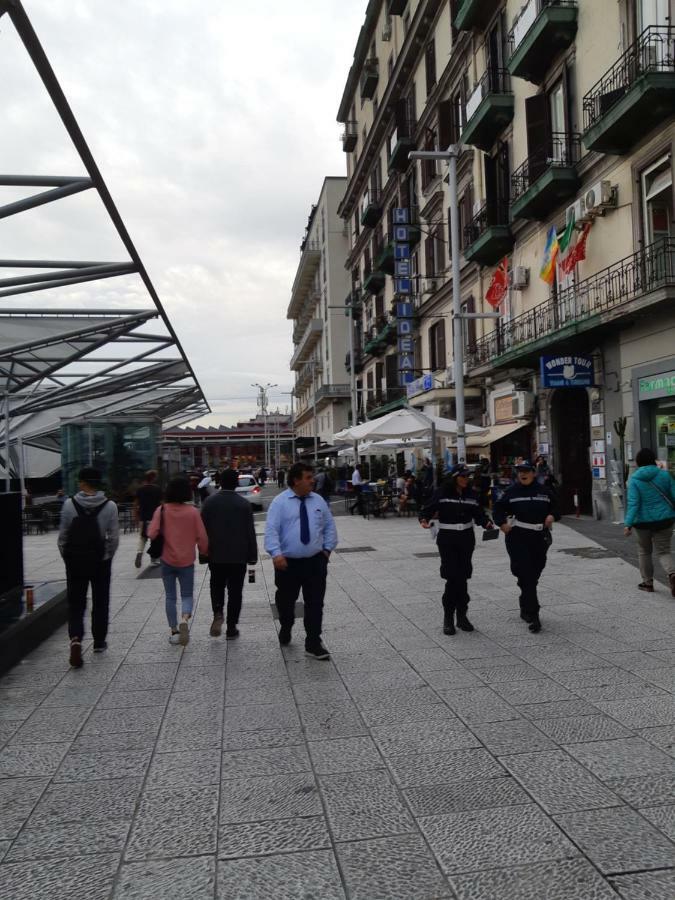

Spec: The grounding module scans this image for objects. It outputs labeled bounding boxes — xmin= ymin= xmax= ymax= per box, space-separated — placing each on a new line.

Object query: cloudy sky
xmin=0 ymin=0 xmax=365 ymax=425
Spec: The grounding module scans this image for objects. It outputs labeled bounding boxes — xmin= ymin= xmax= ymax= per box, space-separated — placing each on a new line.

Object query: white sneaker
xmin=169 ymin=631 xmax=181 ymax=645
xmin=150 ymin=559 xmax=161 ymax=567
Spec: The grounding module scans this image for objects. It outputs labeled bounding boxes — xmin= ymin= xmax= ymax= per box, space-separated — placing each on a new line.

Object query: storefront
xmin=634 ymin=361 xmax=675 ymax=476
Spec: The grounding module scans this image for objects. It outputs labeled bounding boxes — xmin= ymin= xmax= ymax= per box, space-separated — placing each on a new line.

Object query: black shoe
xmin=69 ymin=640 xmax=83 ymax=668
xmin=456 ymin=612 xmax=474 ymax=632
xmin=443 ymin=612 xmax=456 ymax=636
xmin=225 ymin=627 xmax=240 ymax=640
xmin=93 ymin=641 xmax=107 ymax=653
xmin=134 ymin=552 xmax=142 ymax=569
xmin=279 ymin=625 xmax=292 ymax=646
xmin=528 ymin=616 xmax=542 ymax=633
xmin=520 ymin=611 xmax=534 ymax=624
xmin=305 ymin=641 xmax=330 ymax=660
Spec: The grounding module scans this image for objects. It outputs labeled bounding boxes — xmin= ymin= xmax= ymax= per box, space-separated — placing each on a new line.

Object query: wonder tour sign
xmin=638 ymin=371 xmax=675 ymax=400
xmin=540 ymin=355 xmax=595 ymax=388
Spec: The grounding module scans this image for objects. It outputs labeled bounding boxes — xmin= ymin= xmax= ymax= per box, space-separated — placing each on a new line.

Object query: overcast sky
xmin=0 ymin=0 xmax=365 ymax=425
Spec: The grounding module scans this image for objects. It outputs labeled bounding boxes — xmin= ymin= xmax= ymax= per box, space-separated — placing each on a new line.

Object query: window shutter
xmin=465 ymin=296 xmax=476 ymax=350
xmin=525 ymin=94 xmax=549 ymax=183
xmin=438 ymin=100 xmax=453 ymax=151
xmin=428 ymin=324 xmax=437 ymax=372
xmin=436 ymin=226 xmax=446 ymax=272
xmin=437 ymin=320 xmax=446 ymax=369
xmin=425 ymin=234 xmax=435 ymax=276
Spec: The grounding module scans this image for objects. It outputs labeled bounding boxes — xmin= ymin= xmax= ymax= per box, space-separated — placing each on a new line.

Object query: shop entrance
xmin=551 ymin=388 xmax=592 ymax=514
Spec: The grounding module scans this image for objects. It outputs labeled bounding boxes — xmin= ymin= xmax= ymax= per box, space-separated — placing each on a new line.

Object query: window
xmin=428 ymin=320 xmax=446 ymax=372
xmin=638 ymin=0 xmax=671 ymax=32
xmin=461 ymin=296 xmax=476 ymax=352
xmin=353 ymin=210 xmax=360 ymax=241
xmin=641 ymin=154 xmax=673 ymax=246
xmin=425 ymin=39 xmax=437 ymax=95
xmin=421 ymin=128 xmax=438 ymax=191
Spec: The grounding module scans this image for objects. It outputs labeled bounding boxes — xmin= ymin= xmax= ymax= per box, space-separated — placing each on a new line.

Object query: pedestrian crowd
xmin=57 ymin=450 xmax=674 ymax=668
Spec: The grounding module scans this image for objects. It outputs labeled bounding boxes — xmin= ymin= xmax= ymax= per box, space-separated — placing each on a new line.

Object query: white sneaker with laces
xmin=169 ymin=631 xmax=181 ymax=645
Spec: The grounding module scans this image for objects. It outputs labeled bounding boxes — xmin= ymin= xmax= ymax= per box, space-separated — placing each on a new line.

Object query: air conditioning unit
xmin=422 ymin=277 xmax=439 ymax=293
xmin=510 ymin=266 xmax=530 ymax=290
xmin=566 ymin=197 xmax=587 ymax=227
xmin=512 ymin=391 xmax=534 ymax=418
xmin=446 ymin=362 xmax=468 ymax=385
xmin=584 ymin=180 xmax=614 ymax=216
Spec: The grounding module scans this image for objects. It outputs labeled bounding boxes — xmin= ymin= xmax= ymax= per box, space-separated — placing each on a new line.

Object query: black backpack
xmin=63 ymin=498 xmax=109 ymax=564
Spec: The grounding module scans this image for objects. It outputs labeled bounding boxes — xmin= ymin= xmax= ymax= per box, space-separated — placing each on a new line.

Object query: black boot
xmin=528 ymin=615 xmax=542 ymax=633
xmin=443 ymin=610 xmax=456 ymax=635
xmin=456 ymin=611 xmax=474 ymax=632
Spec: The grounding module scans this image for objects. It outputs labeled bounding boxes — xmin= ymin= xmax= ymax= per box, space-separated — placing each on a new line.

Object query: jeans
xmin=161 ymin=562 xmax=194 ymax=629
xmin=274 ymin=553 xmax=327 ymax=644
xmin=208 ymin=562 xmax=246 ymax=627
xmin=635 ymin=524 xmax=674 ymax=582
xmin=66 ymin=559 xmax=112 ymax=644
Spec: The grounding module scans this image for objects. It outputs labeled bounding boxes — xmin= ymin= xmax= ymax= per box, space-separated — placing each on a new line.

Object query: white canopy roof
xmin=334 ymin=408 xmax=487 ymax=443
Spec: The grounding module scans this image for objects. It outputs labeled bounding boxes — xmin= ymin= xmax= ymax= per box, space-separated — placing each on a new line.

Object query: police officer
xmin=419 ymin=464 xmax=494 ymax=635
xmin=493 ymin=459 xmax=560 ymax=633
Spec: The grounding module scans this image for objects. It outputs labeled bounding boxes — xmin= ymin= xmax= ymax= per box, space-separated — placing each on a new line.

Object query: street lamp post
xmin=408 ymin=146 xmax=502 ymax=464
xmin=251 ymin=382 xmax=277 ymax=470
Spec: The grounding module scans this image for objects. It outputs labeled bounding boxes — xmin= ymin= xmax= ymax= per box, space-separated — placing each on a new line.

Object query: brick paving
xmin=0 ymin=514 xmax=674 ymax=899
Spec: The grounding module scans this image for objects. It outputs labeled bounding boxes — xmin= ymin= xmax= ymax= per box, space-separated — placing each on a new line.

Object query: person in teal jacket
xmin=623 ymin=448 xmax=675 ymax=596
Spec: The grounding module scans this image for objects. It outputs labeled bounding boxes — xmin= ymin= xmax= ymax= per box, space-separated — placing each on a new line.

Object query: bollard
xmin=574 ymin=492 xmax=580 ymax=518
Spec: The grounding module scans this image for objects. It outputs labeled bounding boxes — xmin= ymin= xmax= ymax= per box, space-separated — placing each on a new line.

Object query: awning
xmin=449 ymin=420 xmax=530 ymax=449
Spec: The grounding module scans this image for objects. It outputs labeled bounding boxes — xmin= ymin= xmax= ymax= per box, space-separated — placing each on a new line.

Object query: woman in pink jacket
xmin=148 ymin=477 xmax=208 ymax=646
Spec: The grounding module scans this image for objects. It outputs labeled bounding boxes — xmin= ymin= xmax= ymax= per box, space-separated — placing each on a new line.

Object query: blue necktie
xmin=299 ymin=497 xmax=310 ymax=545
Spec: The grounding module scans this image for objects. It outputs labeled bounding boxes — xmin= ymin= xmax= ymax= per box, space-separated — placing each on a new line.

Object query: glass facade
xmin=61 ymin=419 xmax=161 ymax=499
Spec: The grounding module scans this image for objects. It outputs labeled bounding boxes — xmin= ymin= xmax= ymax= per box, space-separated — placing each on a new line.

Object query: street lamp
xmin=251 ymin=382 xmax=277 ymax=470
xmin=408 ymin=146 xmax=502 ymax=464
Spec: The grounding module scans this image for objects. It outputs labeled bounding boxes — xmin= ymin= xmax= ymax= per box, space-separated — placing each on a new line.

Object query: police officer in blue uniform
xmin=493 ymin=460 xmax=560 ymax=633
xmin=419 ymin=464 xmax=494 ymax=635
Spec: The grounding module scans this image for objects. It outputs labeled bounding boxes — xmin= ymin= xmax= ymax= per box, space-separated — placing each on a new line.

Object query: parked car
xmin=236 ymin=474 xmax=263 ymax=510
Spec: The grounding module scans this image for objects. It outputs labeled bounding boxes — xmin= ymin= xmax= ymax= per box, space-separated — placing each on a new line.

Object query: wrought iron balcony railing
xmin=511 ymin=132 xmax=581 ymax=202
xmin=583 ymin=26 xmax=675 ymax=131
xmin=467 ymin=238 xmax=675 ymax=370
xmin=508 ymin=0 xmax=577 ymax=54
xmin=466 ymin=68 xmax=513 ymax=121
xmin=464 ymin=200 xmax=511 ymax=248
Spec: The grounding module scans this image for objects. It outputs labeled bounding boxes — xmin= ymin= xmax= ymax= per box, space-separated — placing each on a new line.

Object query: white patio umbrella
xmin=333 ymin=408 xmax=486 ymax=443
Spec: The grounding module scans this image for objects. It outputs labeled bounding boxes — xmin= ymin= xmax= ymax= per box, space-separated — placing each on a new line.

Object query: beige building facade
xmin=288 ymin=177 xmax=352 ymax=453
xmin=337 ymin=0 xmax=674 ymax=515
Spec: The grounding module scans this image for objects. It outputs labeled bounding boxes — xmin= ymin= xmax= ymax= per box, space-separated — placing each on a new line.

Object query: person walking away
xmin=623 ymin=448 xmax=675 ymax=596
xmin=264 ymin=462 xmax=338 ymax=659
xmin=349 ymin=464 xmax=364 ymax=515
xmin=58 ymin=467 xmax=119 ymax=668
xmin=277 ymin=468 xmax=285 ymax=488
xmin=201 ymin=468 xmax=258 ymax=638
xmin=134 ymin=469 xmax=162 ymax=569
xmin=197 ymin=471 xmax=216 ymax=505
xmin=419 ymin=464 xmax=494 ymax=635
xmin=148 ymin=477 xmax=208 ymax=646
xmin=493 ymin=460 xmax=560 ymax=633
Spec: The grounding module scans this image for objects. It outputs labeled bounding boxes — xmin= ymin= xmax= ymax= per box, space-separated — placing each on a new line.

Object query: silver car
xmin=236 ymin=474 xmax=263 ymax=510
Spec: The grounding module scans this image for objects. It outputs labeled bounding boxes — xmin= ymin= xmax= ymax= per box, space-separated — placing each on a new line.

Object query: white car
xmin=236 ymin=474 xmax=263 ymax=510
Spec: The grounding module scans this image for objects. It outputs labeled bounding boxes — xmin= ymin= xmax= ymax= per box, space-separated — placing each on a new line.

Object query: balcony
xmin=360 ymin=189 xmax=383 ymax=228
xmin=364 ymin=268 xmax=386 ymax=295
xmin=375 ymin=235 xmax=395 ymax=275
xmin=295 ymin=359 xmax=323 ymax=391
xmin=387 ymin=0 xmax=407 ymax=14
xmin=388 ymin=121 xmax=416 ymax=173
xmin=345 ymin=289 xmax=363 ymax=315
xmin=287 ymin=240 xmax=321 ymax=319
xmin=464 ymin=200 xmax=514 ymax=267
xmin=508 ymin=0 xmax=578 ymax=85
xmin=341 ymin=120 xmax=358 ymax=153
xmin=583 ymin=27 xmax=675 ymax=155
xmin=360 ymin=58 xmax=379 ymax=100
xmin=454 ymin=0 xmax=502 ymax=32
xmin=289 ymin=319 xmax=323 ymax=370
xmin=463 ymin=69 xmax=515 ymax=152
xmin=511 ymin=133 xmax=581 ymax=221
xmin=345 ymin=349 xmax=364 ymax=374
xmin=363 ymin=317 xmax=396 ymax=356
xmin=466 ymin=239 xmax=675 ymax=372
xmin=315 ymin=384 xmax=351 ymax=406
xmin=367 ymin=387 xmax=407 ymax=418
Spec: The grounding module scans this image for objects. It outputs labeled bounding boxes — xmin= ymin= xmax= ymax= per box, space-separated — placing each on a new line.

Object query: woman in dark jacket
xmin=623 ymin=448 xmax=675 ymax=596
xmin=419 ymin=464 xmax=494 ymax=635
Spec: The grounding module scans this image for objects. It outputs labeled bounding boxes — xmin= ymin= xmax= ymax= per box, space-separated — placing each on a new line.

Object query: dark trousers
xmin=208 ymin=562 xmax=246 ymax=626
xmin=438 ymin=531 xmax=475 ymax=615
xmin=505 ymin=530 xmax=549 ymax=617
xmin=274 ymin=553 xmax=327 ymax=643
xmin=66 ymin=559 xmax=112 ymax=644
xmin=349 ymin=484 xmax=364 ymax=515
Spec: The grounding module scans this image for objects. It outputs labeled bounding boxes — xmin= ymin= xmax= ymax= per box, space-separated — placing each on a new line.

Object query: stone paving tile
xmin=500 ymin=750 xmax=623 ymax=814
xmin=386 ymin=747 xmax=506 ymax=789
xmin=6 ymin=818 xmax=130 ymax=861
xmin=371 ymin=719 xmax=480 ymax=756
xmin=533 ymin=714 xmax=633 ymax=744
xmin=146 ymin=749 xmax=221 ymax=787
xmin=359 ymin=699 xmax=453 ymax=727
xmin=341 ymin=669 xmax=428 ymax=693
xmin=563 ymin=737 xmax=675 ymax=781
xmin=97 ymin=688 xmax=171 ymax=709
xmin=0 ymin=853 xmax=120 ymax=900
xmin=469 ymin=719 xmax=558 ymax=755
xmin=490 ymin=678 xmax=577 ymax=705
xmin=27 ymin=777 xmax=143 ymax=825
xmin=8 ymin=706 xmax=90 ymax=744
xmin=593 ymin=697 xmax=675 ymax=729
xmin=218 ymin=815 xmax=331 ymax=858
xmin=519 ymin=698 xmax=603 ymax=719
xmin=126 ymin=783 xmax=219 ymax=859
xmin=449 ymin=857 xmax=619 ymax=900
xmin=220 ymin=745 xmax=311 ymax=780
xmin=609 ymin=869 xmax=675 ymax=900
xmin=319 ymin=768 xmax=416 ymax=842
xmin=403 ymin=775 xmax=531 ymax=816
xmin=113 ymin=856 xmax=216 ymax=900
xmin=419 ymin=804 xmax=579 ymax=874
xmin=438 ymin=687 xmax=522 ymax=724
xmin=222 ymin=726 xmax=306 ymax=752
xmin=223 ymin=702 xmax=300 ymax=733
xmin=336 ymin=833 xmax=451 ymax=900
xmin=216 ymin=849 xmax=346 ymax=900
xmin=54 ymin=748 xmax=152 ymax=783
xmin=637 ymin=725 xmax=675 ymax=756
xmin=554 ymin=806 xmax=675 ymax=874
xmin=70 ymin=727 xmax=159 ymax=753
xmin=289 ymin=681 xmax=350 ymax=704
xmin=604 ymin=774 xmax=675 ymax=808
xmin=0 ymin=742 xmax=70 ymax=777
xmin=637 ymin=803 xmax=675 ymax=841
xmin=79 ymin=704 xmax=165 ymax=736
xmin=219 ymin=773 xmax=321 ymax=824
xmin=0 ymin=777 xmax=49 ymax=838
xmin=307 ymin=735 xmax=383 ymax=774
xmin=296 ymin=699 xmax=368 ymax=739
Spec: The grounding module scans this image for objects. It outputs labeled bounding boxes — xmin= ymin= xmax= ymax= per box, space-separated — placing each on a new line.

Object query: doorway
xmin=551 ymin=388 xmax=593 ymax=514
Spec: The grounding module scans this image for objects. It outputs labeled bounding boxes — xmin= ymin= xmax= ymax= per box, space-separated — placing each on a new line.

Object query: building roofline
xmin=337 ymin=0 xmax=381 ymax=123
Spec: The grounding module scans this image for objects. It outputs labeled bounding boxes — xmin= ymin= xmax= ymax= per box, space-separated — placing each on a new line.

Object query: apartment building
xmin=288 ymin=178 xmax=352 ymax=451
xmin=337 ymin=0 xmax=674 ymax=516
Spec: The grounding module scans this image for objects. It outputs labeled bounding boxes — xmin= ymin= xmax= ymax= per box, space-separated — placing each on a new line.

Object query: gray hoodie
xmin=58 ymin=490 xmax=120 ymax=561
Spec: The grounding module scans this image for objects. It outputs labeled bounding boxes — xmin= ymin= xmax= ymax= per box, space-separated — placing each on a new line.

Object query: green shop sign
xmin=638 ymin=371 xmax=675 ymax=400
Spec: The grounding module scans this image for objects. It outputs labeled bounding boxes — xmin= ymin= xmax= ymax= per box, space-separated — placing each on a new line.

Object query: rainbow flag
xmin=539 ymin=226 xmax=559 ymax=285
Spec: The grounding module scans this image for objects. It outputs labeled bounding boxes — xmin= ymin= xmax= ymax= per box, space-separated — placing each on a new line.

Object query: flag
xmin=558 ymin=209 xmax=576 ymax=255
xmin=560 ymin=221 xmax=592 ymax=275
xmin=539 ymin=226 xmax=559 ymax=284
xmin=485 ymin=256 xmax=508 ymax=308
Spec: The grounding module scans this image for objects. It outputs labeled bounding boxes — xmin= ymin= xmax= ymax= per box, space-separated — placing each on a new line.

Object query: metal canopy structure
xmin=0 ymin=0 xmax=209 ymax=478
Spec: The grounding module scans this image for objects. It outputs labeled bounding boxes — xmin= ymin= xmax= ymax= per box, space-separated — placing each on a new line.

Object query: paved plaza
xmin=1 ymin=512 xmax=674 ymax=899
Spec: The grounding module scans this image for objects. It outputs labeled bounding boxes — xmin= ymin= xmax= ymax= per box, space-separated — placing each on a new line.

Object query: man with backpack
xmin=58 ymin=467 xmax=119 ymax=668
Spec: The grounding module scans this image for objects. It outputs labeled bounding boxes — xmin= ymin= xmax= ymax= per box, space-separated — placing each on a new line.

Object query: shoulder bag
xmin=147 ymin=505 xmax=164 ymax=557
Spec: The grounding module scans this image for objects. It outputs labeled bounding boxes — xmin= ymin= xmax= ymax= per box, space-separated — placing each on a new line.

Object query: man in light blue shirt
xmin=264 ymin=462 xmax=338 ymax=659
